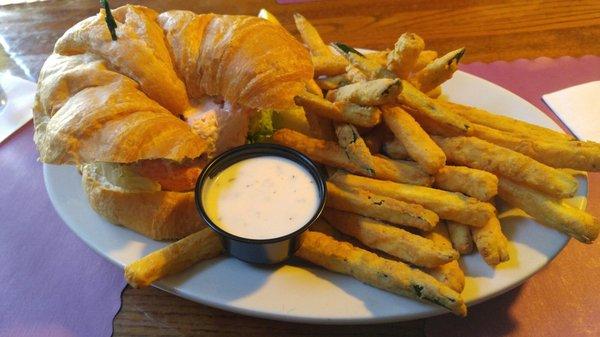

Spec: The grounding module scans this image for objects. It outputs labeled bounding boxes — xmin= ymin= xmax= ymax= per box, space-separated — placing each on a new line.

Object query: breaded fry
xmin=398 ymin=80 xmax=471 ymax=135
xmin=365 ymin=50 xmax=389 ymax=66
xmin=124 ymin=228 xmax=223 ymax=288
xmin=470 ymin=123 xmax=600 ymax=171
xmin=316 ymin=73 xmax=351 ymax=90
xmin=327 ymin=78 xmax=402 ymax=105
xmin=330 ymin=172 xmax=496 ymax=227
xmin=382 ymin=105 xmax=446 ymax=174
xmin=346 ymin=52 xmax=396 ymax=80
xmin=335 ymin=123 xmax=376 ymax=176
xmin=422 ymin=223 xmax=465 ymax=293
xmin=273 ymin=129 xmax=432 ymax=185
xmin=446 ymin=221 xmax=474 ymax=255
xmin=371 ymin=155 xmax=433 ymax=186
xmin=257 ymin=8 xmax=281 ymax=25
xmin=293 ymin=13 xmax=331 ymax=57
xmin=345 ymin=64 xmax=369 ymax=82
xmin=296 ymin=231 xmax=467 ymax=316
xmin=306 ymin=79 xmax=323 ymax=97
xmin=323 ymin=209 xmax=457 ymax=268
xmin=433 ymin=136 xmax=578 ymax=199
xmin=310 ymin=218 xmax=342 ymax=238
xmin=434 ymin=165 xmax=498 ymax=201
xmin=363 ymin=124 xmax=390 ymax=154
xmin=326 ymin=182 xmax=438 ymax=231
xmin=438 ymin=100 xmax=574 ymax=141
xmin=498 ymin=178 xmax=600 ymax=243
xmin=292 ymin=13 xmax=348 ymax=77
xmin=387 ymin=33 xmax=425 ymax=78
xmin=382 ymin=138 xmax=409 ymax=159
xmin=472 ymin=216 xmax=510 ymax=266
xmin=413 ymin=50 xmax=438 ymax=72
xmin=411 ymin=47 xmax=464 ymax=93
xmin=304 ymin=108 xmax=335 ymax=140
xmin=333 ymin=101 xmax=382 ymax=127
xmin=295 ymin=91 xmax=381 ymax=127
xmin=426 ymin=86 xmax=442 ymax=98
xmin=313 ymin=55 xmax=348 ymax=76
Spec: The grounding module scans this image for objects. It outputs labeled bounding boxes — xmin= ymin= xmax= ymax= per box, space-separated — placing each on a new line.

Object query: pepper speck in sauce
xmin=202 ymin=156 xmax=320 ymax=240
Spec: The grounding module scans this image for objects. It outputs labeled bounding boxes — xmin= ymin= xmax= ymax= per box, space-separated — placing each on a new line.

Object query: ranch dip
xmin=202 ymin=156 xmax=320 ymax=240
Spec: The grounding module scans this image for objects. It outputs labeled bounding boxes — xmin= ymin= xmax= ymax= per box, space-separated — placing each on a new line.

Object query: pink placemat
xmin=425 ymin=56 xmax=600 ymax=337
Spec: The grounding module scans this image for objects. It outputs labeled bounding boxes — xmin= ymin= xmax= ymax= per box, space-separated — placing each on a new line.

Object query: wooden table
xmin=1 ymin=1 xmax=599 ymax=336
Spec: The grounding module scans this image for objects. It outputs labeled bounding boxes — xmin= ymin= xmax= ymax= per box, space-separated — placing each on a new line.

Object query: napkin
xmin=542 ymin=81 xmax=600 ymax=143
xmin=0 ymin=72 xmax=36 ymax=144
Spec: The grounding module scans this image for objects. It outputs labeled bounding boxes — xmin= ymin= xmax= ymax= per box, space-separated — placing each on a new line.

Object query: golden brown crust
xmin=54 ymin=5 xmax=189 ymax=114
xmin=158 ymin=11 xmax=313 ymax=110
xmin=81 ymin=164 xmax=206 ymax=240
xmin=35 ymin=77 xmax=207 ymax=165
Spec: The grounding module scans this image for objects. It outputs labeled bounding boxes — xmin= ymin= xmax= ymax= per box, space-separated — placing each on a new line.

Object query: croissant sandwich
xmin=34 ymin=5 xmax=314 ymax=239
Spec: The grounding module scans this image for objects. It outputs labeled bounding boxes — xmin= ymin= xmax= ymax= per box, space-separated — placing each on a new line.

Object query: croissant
xmin=34 ymin=5 xmax=313 ymax=239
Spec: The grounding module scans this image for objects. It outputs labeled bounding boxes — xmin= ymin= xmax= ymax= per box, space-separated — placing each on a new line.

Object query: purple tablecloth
xmin=0 ymin=126 xmax=125 ymax=337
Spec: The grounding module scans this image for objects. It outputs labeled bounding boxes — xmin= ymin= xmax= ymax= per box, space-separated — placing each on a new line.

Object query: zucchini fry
xmin=316 ymin=73 xmax=351 ymax=90
xmin=313 ymin=55 xmax=348 ymax=76
xmin=498 ymin=177 xmax=600 ymax=243
xmin=470 ymin=123 xmax=600 ymax=172
xmin=363 ymin=124 xmax=392 ymax=154
xmin=330 ymin=172 xmax=496 ymax=227
xmin=413 ymin=50 xmax=438 ymax=72
xmin=422 ymin=223 xmax=466 ymax=293
xmin=382 ymin=105 xmax=446 ymax=174
xmin=272 ymin=129 xmax=432 ymax=185
xmin=472 ymin=216 xmax=510 ymax=266
xmin=323 ymin=209 xmax=458 ymax=268
xmin=296 ymin=231 xmax=467 ymax=316
xmin=333 ymin=42 xmax=396 ymax=79
xmin=438 ymin=100 xmax=574 ymax=141
xmin=124 ymin=228 xmax=223 ymax=288
xmin=333 ymin=101 xmax=382 ymax=127
xmin=398 ymin=80 xmax=471 ymax=135
xmin=411 ymin=47 xmax=465 ymax=93
xmin=326 ymin=182 xmax=439 ymax=231
xmin=257 ymin=8 xmax=281 ymax=25
xmin=295 ymin=91 xmax=381 ymax=127
xmin=433 ymin=136 xmax=578 ymax=199
xmin=434 ymin=165 xmax=498 ymax=201
xmin=293 ymin=13 xmax=348 ymax=76
xmin=382 ymin=138 xmax=409 ymax=159
xmin=446 ymin=221 xmax=474 ymax=255
xmin=335 ymin=123 xmax=376 ymax=176
xmin=327 ymin=78 xmax=402 ymax=105
xmin=387 ymin=32 xmax=425 ymax=78
xmin=365 ymin=50 xmax=390 ymax=66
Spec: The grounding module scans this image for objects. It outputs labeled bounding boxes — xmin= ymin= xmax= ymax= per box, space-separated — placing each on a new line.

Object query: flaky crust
xmin=158 ymin=11 xmax=313 ymax=110
xmin=35 ymin=72 xmax=207 ymax=164
xmin=82 ymin=164 xmax=206 ymax=240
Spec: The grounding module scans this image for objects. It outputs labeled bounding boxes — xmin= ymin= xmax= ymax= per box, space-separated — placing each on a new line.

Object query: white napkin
xmin=0 ymin=72 xmax=36 ymax=144
xmin=542 ymin=81 xmax=600 ymax=143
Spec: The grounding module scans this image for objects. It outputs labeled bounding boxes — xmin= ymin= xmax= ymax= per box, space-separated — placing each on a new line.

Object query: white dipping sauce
xmin=202 ymin=156 xmax=320 ymax=240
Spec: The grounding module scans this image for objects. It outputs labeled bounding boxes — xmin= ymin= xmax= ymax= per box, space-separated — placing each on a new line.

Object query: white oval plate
xmin=44 ymin=70 xmax=587 ymax=324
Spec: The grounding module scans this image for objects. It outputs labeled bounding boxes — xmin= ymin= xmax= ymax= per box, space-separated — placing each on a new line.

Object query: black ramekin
xmin=195 ymin=143 xmax=327 ymax=265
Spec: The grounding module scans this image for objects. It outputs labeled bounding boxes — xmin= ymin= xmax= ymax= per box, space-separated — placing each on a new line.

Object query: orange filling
xmin=131 ymin=159 xmax=204 ymax=192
